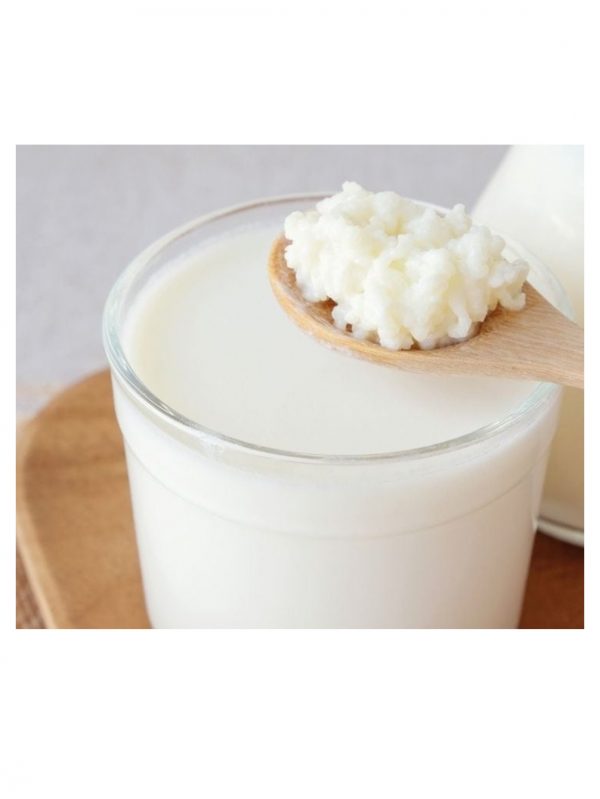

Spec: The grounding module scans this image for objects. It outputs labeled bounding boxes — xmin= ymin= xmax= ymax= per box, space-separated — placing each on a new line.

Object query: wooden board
xmin=17 ymin=371 xmax=149 ymax=628
xmin=16 ymin=370 xmax=584 ymax=629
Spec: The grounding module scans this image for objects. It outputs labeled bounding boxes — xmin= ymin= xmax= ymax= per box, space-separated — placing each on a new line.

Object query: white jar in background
xmin=472 ymin=145 xmax=584 ymax=542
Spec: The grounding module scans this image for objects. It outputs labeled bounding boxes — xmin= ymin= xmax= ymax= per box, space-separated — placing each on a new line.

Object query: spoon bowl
xmin=268 ymin=236 xmax=584 ymax=389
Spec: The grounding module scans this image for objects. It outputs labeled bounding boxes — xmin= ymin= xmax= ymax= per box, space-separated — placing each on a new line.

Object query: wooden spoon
xmin=268 ymin=236 xmax=584 ymax=389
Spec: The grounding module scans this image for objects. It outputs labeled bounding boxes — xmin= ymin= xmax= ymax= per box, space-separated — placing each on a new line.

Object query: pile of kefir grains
xmin=284 ymin=182 xmax=529 ymax=350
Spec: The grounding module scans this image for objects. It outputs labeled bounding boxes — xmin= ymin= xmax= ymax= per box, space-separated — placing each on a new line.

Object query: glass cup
xmin=103 ymin=195 xmax=567 ymax=628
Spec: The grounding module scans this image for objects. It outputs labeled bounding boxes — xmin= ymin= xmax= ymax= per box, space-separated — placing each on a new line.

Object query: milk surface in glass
xmin=104 ymin=196 xmax=563 ymax=628
xmin=473 ymin=146 xmax=583 ymax=537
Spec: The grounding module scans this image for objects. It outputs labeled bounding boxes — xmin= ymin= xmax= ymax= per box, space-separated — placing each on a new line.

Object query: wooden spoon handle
xmin=516 ymin=324 xmax=583 ymax=389
xmin=466 ymin=285 xmax=584 ymax=389
xmin=477 ymin=325 xmax=584 ymax=388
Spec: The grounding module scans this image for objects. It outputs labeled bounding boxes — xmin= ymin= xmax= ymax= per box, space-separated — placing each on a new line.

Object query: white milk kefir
xmin=473 ymin=146 xmax=583 ymax=537
xmin=124 ymin=227 xmax=536 ymax=454
xmin=106 ymin=197 xmax=563 ymax=628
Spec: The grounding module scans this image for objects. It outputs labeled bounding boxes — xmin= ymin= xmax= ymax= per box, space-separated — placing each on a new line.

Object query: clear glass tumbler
xmin=103 ymin=195 xmax=566 ymax=628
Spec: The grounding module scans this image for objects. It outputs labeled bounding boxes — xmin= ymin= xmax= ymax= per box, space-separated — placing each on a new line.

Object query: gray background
xmin=16 ymin=145 xmax=507 ymax=414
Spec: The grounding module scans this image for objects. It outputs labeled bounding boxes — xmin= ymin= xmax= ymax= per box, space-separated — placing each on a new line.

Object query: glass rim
xmin=103 ymin=192 xmax=564 ymax=465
